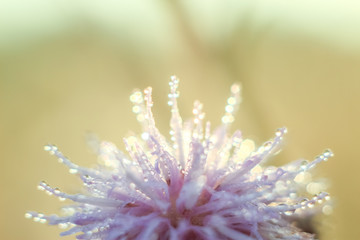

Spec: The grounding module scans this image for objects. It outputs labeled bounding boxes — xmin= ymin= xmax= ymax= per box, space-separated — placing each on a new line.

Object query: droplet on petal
xmin=28 ymin=77 xmax=332 ymax=240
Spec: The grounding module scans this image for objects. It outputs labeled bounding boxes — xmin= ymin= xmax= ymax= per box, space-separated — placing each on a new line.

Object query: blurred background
xmin=1 ymin=0 xmax=359 ymax=239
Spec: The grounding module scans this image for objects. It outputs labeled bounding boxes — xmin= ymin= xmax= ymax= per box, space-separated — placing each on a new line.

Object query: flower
xmin=26 ymin=76 xmax=332 ymax=240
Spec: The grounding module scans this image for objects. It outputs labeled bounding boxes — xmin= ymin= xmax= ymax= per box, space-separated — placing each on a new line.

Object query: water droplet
xmin=25 ymin=213 xmax=32 ymax=219
xmin=227 ymin=115 xmax=234 ymax=123
xmin=276 ymin=168 xmax=285 ymax=176
xmin=300 ymin=160 xmax=309 ymax=170
xmin=136 ymin=114 xmax=145 ymax=122
xmin=44 ymin=145 xmax=52 ymax=151
xmin=231 ymin=84 xmax=241 ymax=93
xmin=290 ymin=193 xmax=297 ymax=199
xmin=132 ymin=106 xmax=140 ymax=113
xmin=263 ymin=141 xmax=272 ymax=150
xmin=227 ymin=97 xmax=236 ymax=105
xmin=129 ymin=183 xmax=136 ymax=190
xmin=322 ymin=205 xmax=333 ymax=215
xmin=44 ymin=145 xmax=57 ymax=154
xmin=141 ymin=132 xmax=149 ymax=140
xmin=323 ymin=149 xmax=333 ymax=161
xmin=129 ymin=92 xmax=143 ymax=104
xmin=301 ymin=198 xmax=309 ymax=206
xmin=54 ymin=188 xmax=61 ymax=195
xmin=225 ymin=105 xmax=234 ymax=113
xmin=284 ymin=210 xmax=294 ymax=216
xmin=58 ymin=223 xmax=69 ymax=229
xmin=307 ymin=202 xmax=314 ymax=208
xmin=69 ymin=169 xmax=78 ymax=174
xmin=324 ymin=194 xmax=331 ymax=201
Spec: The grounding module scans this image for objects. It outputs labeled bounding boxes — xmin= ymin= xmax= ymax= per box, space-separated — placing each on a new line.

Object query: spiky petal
xmin=27 ymin=76 xmax=332 ymax=240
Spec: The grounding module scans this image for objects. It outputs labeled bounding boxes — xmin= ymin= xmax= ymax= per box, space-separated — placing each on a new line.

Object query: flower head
xmin=27 ymin=76 xmax=332 ymax=240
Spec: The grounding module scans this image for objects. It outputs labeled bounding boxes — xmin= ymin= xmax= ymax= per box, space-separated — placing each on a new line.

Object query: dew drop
xmin=322 ymin=205 xmax=333 ymax=215
xmin=69 ymin=169 xmax=78 ymax=174
xmin=264 ymin=142 xmax=273 ymax=151
xmin=129 ymin=183 xmax=136 ymax=190
xmin=284 ymin=210 xmax=294 ymax=216
xmin=301 ymin=198 xmax=309 ymax=206
xmin=227 ymin=97 xmax=236 ymax=105
xmin=39 ymin=218 xmax=47 ymax=224
xmin=231 ymin=84 xmax=241 ymax=93
xmin=289 ymin=193 xmax=297 ymax=199
xmin=132 ymin=106 xmax=140 ymax=113
xmin=58 ymin=223 xmax=69 ymax=229
xmin=136 ymin=114 xmax=145 ymax=122
xmin=227 ymin=115 xmax=234 ymax=123
xmin=225 ymin=105 xmax=234 ymax=113
xmin=141 ymin=132 xmax=149 ymax=140
xmin=130 ymin=92 xmax=143 ymax=104
xmin=324 ymin=194 xmax=331 ymax=201
xmin=44 ymin=145 xmax=52 ymax=151
xmin=54 ymin=188 xmax=61 ymax=195
xmin=300 ymin=160 xmax=309 ymax=170
xmin=323 ymin=149 xmax=334 ymax=160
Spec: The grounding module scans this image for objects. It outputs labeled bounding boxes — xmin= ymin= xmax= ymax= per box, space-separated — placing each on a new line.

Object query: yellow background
xmin=1 ymin=1 xmax=359 ymax=239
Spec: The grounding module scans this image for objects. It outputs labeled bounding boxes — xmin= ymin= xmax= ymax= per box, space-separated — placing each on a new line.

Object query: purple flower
xmin=27 ymin=76 xmax=332 ymax=240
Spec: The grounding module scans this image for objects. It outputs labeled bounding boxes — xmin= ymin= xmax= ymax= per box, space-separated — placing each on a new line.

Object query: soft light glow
xmin=27 ymin=76 xmax=332 ymax=240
